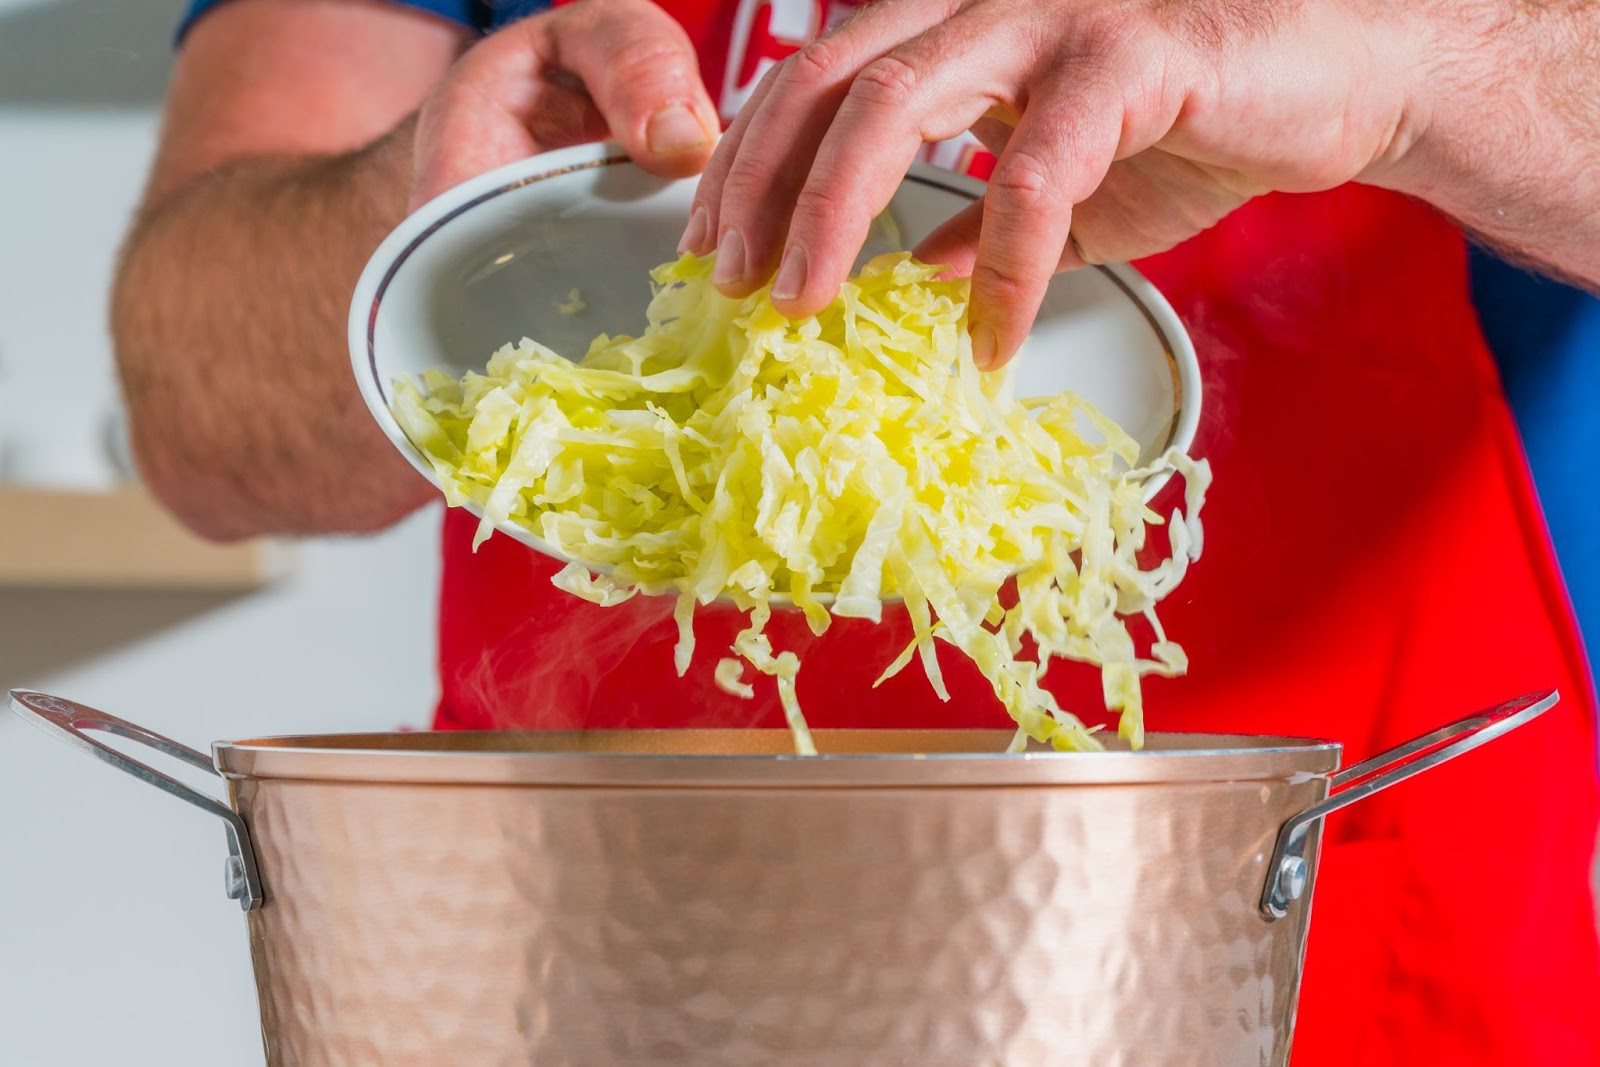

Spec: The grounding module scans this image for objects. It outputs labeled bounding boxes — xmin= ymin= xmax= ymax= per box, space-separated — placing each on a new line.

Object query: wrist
xmin=1366 ymin=1 xmax=1600 ymax=281
xmin=1353 ymin=2 xmax=1497 ymax=197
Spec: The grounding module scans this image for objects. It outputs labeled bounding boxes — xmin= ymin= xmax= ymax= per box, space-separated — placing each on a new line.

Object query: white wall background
xmin=0 ymin=2 xmax=441 ymax=1063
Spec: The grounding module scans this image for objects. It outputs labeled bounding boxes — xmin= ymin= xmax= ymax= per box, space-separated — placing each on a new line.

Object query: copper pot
xmin=9 ymin=689 xmax=1557 ymax=1067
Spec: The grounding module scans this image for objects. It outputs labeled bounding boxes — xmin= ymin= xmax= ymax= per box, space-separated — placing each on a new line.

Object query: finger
xmin=914 ymin=188 xmax=1097 ymax=282
xmin=549 ymin=0 xmax=719 ymax=178
xmin=910 ymin=113 xmax=1012 ymax=273
xmin=524 ymin=69 xmax=614 ymax=152
xmin=412 ymin=0 xmax=715 ymax=205
xmin=766 ymin=14 xmax=1021 ymax=316
xmin=913 ymin=198 xmax=984 ymax=276
xmin=689 ymin=0 xmax=979 ymax=255
xmin=679 ymin=57 xmax=784 ymax=255
xmin=922 ymin=117 xmax=1245 ymax=305
xmin=699 ymin=0 xmax=966 ymax=298
xmin=919 ymin=153 xmax=1252 ymax=277
xmin=969 ymin=71 xmax=1125 ymax=370
xmin=922 ymin=135 xmax=1243 ymax=348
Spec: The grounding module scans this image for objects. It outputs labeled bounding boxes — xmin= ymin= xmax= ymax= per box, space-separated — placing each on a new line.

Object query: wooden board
xmin=0 ymin=486 xmax=290 ymax=589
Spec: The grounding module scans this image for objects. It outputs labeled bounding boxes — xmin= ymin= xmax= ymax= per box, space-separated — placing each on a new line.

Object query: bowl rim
xmin=348 ymin=141 xmax=1204 ymax=584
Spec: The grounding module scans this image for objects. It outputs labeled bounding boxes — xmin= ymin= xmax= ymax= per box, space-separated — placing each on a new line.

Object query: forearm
xmin=1385 ymin=0 xmax=1600 ymax=288
xmin=112 ymin=118 xmax=431 ymax=541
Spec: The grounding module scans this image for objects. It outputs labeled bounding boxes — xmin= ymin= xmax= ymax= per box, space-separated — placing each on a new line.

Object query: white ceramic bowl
xmin=350 ymin=142 xmax=1202 ymax=567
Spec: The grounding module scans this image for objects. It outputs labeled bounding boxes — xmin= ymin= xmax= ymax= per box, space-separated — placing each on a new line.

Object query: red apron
xmin=434 ymin=1 xmax=1600 ymax=1061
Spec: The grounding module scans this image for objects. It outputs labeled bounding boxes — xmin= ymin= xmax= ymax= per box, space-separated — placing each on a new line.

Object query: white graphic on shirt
xmin=720 ymin=0 xmax=822 ymax=118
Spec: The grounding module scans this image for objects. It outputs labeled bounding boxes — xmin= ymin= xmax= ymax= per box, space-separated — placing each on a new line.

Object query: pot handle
xmin=1259 ymin=688 xmax=1559 ymax=920
xmin=8 ymin=689 xmax=265 ymax=912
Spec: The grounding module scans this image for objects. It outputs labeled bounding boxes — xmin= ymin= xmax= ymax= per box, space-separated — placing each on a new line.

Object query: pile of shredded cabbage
xmin=392 ymin=252 xmax=1208 ymax=755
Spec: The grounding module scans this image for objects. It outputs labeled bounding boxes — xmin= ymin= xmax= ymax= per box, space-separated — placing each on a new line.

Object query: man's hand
xmin=684 ymin=0 xmax=1425 ymax=369
xmin=684 ymin=0 xmax=1600 ymax=370
xmin=411 ymin=0 xmax=719 ymax=208
xmin=116 ymin=0 xmax=720 ymax=540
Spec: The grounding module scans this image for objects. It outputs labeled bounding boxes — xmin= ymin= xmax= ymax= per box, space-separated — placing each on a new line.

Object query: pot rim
xmin=213 ymin=729 xmax=1343 ymax=788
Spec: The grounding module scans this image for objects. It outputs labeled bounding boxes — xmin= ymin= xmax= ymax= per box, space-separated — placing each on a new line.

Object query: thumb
xmin=410 ymin=0 xmax=717 ymax=209
xmin=550 ymin=0 xmax=720 ymax=178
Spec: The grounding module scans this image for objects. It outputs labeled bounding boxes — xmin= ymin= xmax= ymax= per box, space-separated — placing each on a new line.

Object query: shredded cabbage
xmin=393 ymin=252 xmax=1209 ymax=754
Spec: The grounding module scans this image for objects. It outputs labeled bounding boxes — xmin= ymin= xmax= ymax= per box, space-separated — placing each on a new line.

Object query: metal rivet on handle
xmin=1263 ymin=854 xmax=1309 ymax=920
xmin=1280 ymin=856 xmax=1308 ymax=901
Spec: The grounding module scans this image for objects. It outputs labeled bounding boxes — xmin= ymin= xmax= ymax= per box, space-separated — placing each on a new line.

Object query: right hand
xmin=409 ymin=0 xmax=720 ymax=210
xmin=685 ymin=0 xmax=1429 ymax=370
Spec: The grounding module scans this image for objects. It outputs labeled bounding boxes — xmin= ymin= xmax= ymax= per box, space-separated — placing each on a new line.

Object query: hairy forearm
xmin=1386 ymin=0 xmax=1600 ymax=287
xmin=111 ymin=118 xmax=430 ymax=542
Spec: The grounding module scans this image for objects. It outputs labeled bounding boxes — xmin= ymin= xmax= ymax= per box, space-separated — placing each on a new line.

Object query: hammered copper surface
xmin=224 ymin=732 xmax=1332 ymax=1067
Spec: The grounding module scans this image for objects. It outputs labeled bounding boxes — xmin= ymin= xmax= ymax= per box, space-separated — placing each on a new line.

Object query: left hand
xmin=681 ymin=0 xmax=1431 ymax=368
xmin=411 ymin=0 xmax=719 ymax=208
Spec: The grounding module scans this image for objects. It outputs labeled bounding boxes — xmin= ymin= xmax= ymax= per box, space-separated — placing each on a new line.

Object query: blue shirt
xmin=176 ymin=0 xmax=1600 ymax=680
xmin=1470 ymin=252 xmax=1600 ymax=678
xmin=179 ymin=0 xmax=547 ymax=38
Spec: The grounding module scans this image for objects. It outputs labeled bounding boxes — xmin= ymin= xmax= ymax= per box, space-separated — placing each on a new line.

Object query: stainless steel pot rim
xmin=211 ymin=729 xmax=1344 ymax=787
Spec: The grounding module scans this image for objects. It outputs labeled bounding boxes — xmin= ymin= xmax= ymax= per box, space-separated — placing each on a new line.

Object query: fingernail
xmin=678 ymin=205 xmax=708 ymax=254
xmin=771 ymin=245 xmax=808 ymax=302
xmin=971 ymin=323 xmax=998 ymax=370
xmin=647 ymin=105 xmax=710 ymax=155
xmin=712 ymin=228 xmax=746 ymax=286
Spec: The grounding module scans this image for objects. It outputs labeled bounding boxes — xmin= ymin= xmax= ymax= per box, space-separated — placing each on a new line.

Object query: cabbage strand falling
xmin=392 ymin=253 xmax=1209 ymax=754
